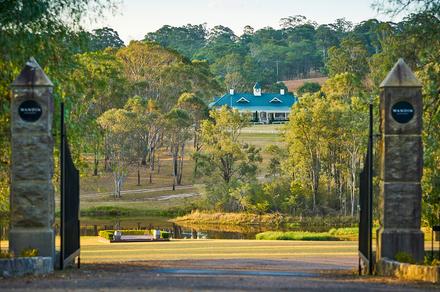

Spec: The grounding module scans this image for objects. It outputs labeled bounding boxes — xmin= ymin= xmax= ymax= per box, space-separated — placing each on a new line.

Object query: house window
xmin=274 ymin=112 xmax=286 ymax=120
xmin=269 ymin=97 xmax=282 ymax=103
xmin=236 ymin=97 xmax=250 ymax=103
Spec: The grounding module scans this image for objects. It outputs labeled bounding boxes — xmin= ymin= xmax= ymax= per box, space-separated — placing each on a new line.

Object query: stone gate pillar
xmin=9 ymin=57 xmax=55 ymax=261
xmin=377 ymin=58 xmax=424 ymax=263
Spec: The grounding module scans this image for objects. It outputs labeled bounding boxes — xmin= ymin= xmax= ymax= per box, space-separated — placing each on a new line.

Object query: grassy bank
xmin=256 ymin=228 xmax=359 ymax=241
xmin=80 ymin=205 xmax=192 ymax=217
xmin=257 ymin=227 xmax=435 ymax=241
xmin=256 ymin=231 xmax=340 ymax=241
xmin=173 ymin=211 xmax=287 ymax=226
xmin=173 ymin=211 xmax=358 ymax=228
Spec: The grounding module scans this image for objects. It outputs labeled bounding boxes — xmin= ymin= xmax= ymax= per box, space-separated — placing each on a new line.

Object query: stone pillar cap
xmin=12 ymin=57 xmax=54 ymax=87
xmin=380 ymin=58 xmax=422 ymax=88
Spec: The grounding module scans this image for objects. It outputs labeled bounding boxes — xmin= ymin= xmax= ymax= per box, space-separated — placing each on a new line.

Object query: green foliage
xmin=174 ymin=210 xmax=287 ymax=226
xmin=0 ymin=0 xmax=117 ymax=216
xmin=328 ymin=227 xmax=358 ymax=236
xmin=116 ymin=41 xmax=221 ymax=111
xmin=297 ymin=82 xmax=321 ymax=95
xmin=326 ymin=38 xmax=369 ymax=79
xmin=424 ymin=253 xmax=440 ymax=266
xmin=80 ymin=206 xmax=192 ymax=217
xmin=196 ymin=107 xmax=267 ymax=212
xmin=89 ymin=27 xmax=125 ymax=51
xmin=20 ymin=248 xmax=39 ymax=257
xmin=256 ymin=231 xmax=339 ymax=241
xmin=98 ymin=229 xmax=170 ymax=240
xmin=284 ymin=76 xmax=369 ymax=216
xmin=98 ymin=108 xmax=138 ymax=198
xmin=145 ymin=24 xmax=207 ymax=59
xmin=81 ymin=206 xmax=134 ymax=217
xmin=0 ymin=250 xmax=13 ymax=258
xmin=395 ymin=252 xmax=416 ymax=264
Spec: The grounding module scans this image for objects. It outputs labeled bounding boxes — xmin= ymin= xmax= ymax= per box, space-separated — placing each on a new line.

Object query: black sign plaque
xmin=391 ymin=101 xmax=414 ymax=124
xmin=18 ymin=100 xmax=42 ymax=122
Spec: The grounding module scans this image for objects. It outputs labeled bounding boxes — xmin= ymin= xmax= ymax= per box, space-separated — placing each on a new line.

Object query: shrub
xmin=395 ymin=252 xmax=415 ymax=264
xmin=424 ymin=252 xmax=440 ymax=266
xmin=256 ymin=231 xmax=339 ymax=241
xmin=99 ymin=230 xmax=170 ymax=240
xmin=0 ymin=250 xmax=13 ymax=258
xmin=20 ymin=248 xmax=39 ymax=257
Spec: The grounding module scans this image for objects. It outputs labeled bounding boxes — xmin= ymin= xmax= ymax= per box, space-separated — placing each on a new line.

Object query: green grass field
xmin=75 ymin=237 xmax=358 ymax=263
xmin=1 ymin=238 xmax=436 ymax=263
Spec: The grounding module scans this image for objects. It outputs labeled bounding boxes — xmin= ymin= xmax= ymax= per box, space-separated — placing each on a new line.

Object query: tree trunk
xmin=177 ymin=144 xmax=185 ymax=185
xmin=157 ymin=155 xmax=161 ymax=174
xmin=93 ymin=152 xmax=99 ymax=176
xmin=172 ymin=145 xmax=178 ymax=191
xmin=137 ymin=163 xmax=141 ymax=186
xmin=105 ymin=154 xmax=110 ymax=172
xmin=149 ymin=148 xmax=155 ymax=184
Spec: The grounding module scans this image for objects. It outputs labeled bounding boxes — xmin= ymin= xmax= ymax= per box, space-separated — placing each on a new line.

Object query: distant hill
xmin=283 ymin=77 xmax=328 ymax=93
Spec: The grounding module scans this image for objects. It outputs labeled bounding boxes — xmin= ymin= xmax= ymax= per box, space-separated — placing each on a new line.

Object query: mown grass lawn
xmin=1 ymin=238 xmax=436 ymax=263
xmin=78 ymin=237 xmax=358 ymax=263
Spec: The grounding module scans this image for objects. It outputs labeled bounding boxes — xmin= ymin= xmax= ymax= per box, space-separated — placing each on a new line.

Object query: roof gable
xmin=236 ymin=97 xmax=250 ymax=103
xmin=269 ymin=97 xmax=283 ymax=103
xmin=210 ymin=92 xmax=297 ymax=111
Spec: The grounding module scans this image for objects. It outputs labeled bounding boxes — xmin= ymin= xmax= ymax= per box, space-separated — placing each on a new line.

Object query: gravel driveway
xmin=1 ymin=259 xmax=438 ymax=291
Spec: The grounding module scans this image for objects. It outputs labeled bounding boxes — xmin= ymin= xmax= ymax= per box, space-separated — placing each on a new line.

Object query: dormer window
xmin=270 ymin=97 xmax=283 ymax=103
xmin=237 ymin=97 xmax=250 ymax=103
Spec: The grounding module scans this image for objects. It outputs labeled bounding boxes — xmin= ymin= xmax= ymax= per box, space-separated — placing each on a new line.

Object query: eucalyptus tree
xmin=176 ymin=92 xmax=209 ymax=176
xmin=196 ymin=106 xmax=262 ymax=211
xmin=145 ymin=100 xmax=164 ymax=183
xmin=284 ymin=94 xmax=328 ymax=212
xmin=90 ymin=27 xmax=125 ymax=51
xmin=165 ymin=108 xmax=192 ymax=190
xmin=116 ymin=41 xmax=221 ymax=111
xmin=123 ymin=96 xmax=150 ymax=185
xmin=65 ymin=50 xmax=127 ymax=175
xmin=326 ymin=38 xmax=369 ymax=80
xmin=144 ymin=24 xmax=207 ymax=59
xmin=98 ymin=108 xmax=137 ymax=198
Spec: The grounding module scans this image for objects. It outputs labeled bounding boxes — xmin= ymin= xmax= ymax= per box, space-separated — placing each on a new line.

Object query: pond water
xmin=77 ymin=216 xmax=350 ymax=240
xmin=0 ymin=216 xmax=355 ymax=240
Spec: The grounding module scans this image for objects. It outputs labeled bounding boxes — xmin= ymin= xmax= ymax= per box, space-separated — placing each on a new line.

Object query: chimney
xmin=280 ymin=89 xmax=285 ymax=95
xmin=229 ymin=89 xmax=235 ymax=95
xmin=253 ymin=82 xmax=262 ymax=96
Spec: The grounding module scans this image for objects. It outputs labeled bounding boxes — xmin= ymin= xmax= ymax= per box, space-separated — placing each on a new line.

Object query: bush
xmin=80 ymin=206 xmax=192 ymax=217
xmin=424 ymin=251 xmax=440 ymax=266
xmin=395 ymin=252 xmax=415 ymax=264
xmin=256 ymin=231 xmax=339 ymax=241
xmin=0 ymin=250 xmax=13 ymax=258
xmin=99 ymin=229 xmax=170 ymax=240
xmin=297 ymin=82 xmax=321 ymax=95
xmin=20 ymin=248 xmax=39 ymax=257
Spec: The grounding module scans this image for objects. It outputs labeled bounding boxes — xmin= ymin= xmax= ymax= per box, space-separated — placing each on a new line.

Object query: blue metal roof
xmin=210 ymin=92 xmax=297 ymax=112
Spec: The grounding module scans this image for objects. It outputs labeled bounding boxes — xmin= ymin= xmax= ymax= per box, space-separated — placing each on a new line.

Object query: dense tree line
xmin=144 ymin=15 xmax=408 ymax=92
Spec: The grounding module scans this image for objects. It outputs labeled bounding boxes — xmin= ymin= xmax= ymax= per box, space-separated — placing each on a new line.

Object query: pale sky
xmin=86 ymin=0 xmax=405 ymax=44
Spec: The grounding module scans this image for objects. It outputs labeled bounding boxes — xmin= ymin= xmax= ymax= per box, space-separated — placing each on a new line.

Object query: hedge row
xmin=98 ymin=230 xmax=171 ymax=240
